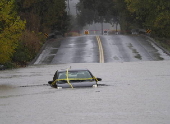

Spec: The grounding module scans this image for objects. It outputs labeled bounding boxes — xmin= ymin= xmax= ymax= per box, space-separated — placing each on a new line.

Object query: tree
xmin=17 ymin=0 xmax=69 ymax=34
xmin=114 ymin=0 xmax=135 ymax=32
xmin=125 ymin=0 xmax=170 ymax=37
xmin=0 ymin=0 xmax=25 ymax=64
xmin=77 ymin=0 xmax=115 ymax=26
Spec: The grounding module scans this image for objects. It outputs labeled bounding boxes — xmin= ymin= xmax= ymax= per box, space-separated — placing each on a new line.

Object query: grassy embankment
xmin=155 ymin=38 xmax=170 ymax=53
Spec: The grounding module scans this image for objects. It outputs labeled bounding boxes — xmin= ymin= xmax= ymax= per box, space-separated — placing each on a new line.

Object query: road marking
xmin=96 ymin=36 xmax=104 ymax=63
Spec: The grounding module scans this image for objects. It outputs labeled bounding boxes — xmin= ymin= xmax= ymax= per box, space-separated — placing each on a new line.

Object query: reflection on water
xmin=0 ymin=84 xmax=16 ymax=90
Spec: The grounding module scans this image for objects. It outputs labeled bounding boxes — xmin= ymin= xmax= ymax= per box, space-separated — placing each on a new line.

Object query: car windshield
xmin=58 ymin=70 xmax=93 ymax=83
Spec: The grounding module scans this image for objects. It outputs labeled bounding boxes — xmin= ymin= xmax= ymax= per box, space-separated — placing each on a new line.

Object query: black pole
xmin=67 ymin=0 xmax=70 ymax=14
xmin=101 ymin=17 xmax=103 ymax=35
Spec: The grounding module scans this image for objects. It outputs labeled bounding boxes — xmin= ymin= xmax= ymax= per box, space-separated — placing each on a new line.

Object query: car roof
xmin=58 ymin=69 xmax=90 ymax=73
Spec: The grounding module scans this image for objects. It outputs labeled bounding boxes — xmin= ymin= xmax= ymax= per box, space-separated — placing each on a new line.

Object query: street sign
xmin=103 ymin=30 xmax=108 ymax=35
xmin=44 ymin=33 xmax=48 ymax=38
xmin=146 ymin=29 xmax=151 ymax=33
xmin=84 ymin=30 xmax=89 ymax=35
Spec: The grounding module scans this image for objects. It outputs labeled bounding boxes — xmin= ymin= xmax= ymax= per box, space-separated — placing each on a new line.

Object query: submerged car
xmin=48 ymin=69 xmax=102 ymax=88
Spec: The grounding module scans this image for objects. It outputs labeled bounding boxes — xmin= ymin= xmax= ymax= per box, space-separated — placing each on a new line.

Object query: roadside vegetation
xmin=77 ymin=0 xmax=170 ymax=37
xmin=124 ymin=0 xmax=170 ymax=52
xmin=0 ymin=0 xmax=70 ymax=69
xmin=77 ymin=0 xmax=170 ymax=51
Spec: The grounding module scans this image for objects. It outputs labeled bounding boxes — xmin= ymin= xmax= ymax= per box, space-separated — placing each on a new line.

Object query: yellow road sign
xmin=146 ymin=29 xmax=151 ymax=33
xmin=84 ymin=30 xmax=89 ymax=35
xmin=44 ymin=33 xmax=48 ymax=38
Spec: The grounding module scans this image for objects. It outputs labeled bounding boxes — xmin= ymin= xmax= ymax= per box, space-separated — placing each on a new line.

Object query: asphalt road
xmin=34 ymin=35 xmax=170 ymax=64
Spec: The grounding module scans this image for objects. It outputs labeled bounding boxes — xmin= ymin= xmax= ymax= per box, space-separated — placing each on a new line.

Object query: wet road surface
xmin=51 ymin=36 xmax=99 ymax=63
xmin=100 ymin=35 xmax=169 ymax=62
xmin=34 ymin=35 xmax=170 ymax=64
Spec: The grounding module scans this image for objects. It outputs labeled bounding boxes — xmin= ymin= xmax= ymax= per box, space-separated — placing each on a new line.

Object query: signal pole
xmin=67 ymin=0 xmax=70 ymax=14
xmin=101 ymin=17 xmax=104 ymax=35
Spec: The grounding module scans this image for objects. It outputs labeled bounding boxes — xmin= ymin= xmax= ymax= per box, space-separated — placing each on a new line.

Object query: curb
xmin=29 ymin=39 xmax=51 ymax=65
xmin=142 ymin=35 xmax=170 ymax=56
xmin=29 ymin=37 xmax=63 ymax=65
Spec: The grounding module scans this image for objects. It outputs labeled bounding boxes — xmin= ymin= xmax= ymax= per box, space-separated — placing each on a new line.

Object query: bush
xmin=12 ymin=30 xmax=46 ymax=66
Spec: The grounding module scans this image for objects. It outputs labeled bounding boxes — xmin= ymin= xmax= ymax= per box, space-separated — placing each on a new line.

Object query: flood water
xmin=1 ymin=62 xmax=170 ymax=124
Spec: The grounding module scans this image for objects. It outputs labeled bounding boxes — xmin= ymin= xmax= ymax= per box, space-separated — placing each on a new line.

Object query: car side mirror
xmin=48 ymin=81 xmax=53 ymax=84
xmin=96 ymin=78 xmax=102 ymax=81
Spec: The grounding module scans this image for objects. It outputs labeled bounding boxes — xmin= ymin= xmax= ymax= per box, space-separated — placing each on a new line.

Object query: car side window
xmin=83 ymin=71 xmax=92 ymax=78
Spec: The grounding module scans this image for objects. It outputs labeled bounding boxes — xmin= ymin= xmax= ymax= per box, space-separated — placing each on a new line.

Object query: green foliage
xmin=113 ymin=0 xmax=133 ymax=32
xmin=77 ymin=0 xmax=115 ymax=27
xmin=17 ymin=0 xmax=69 ymax=34
xmin=77 ymin=0 xmax=170 ymax=38
xmin=0 ymin=0 xmax=70 ymax=67
xmin=0 ymin=0 xmax=25 ymax=64
xmin=125 ymin=0 xmax=170 ymax=38
xmin=12 ymin=30 xmax=45 ymax=66
xmin=76 ymin=3 xmax=95 ymax=27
